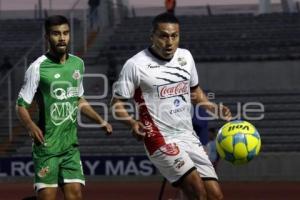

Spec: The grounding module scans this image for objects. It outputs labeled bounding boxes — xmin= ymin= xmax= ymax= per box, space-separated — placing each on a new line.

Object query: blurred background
xmin=0 ymin=0 xmax=300 ymax=199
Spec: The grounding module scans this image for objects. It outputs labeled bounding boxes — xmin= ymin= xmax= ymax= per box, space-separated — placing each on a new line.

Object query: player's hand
xmin=101 ymin=121 xmax=113 ymax=135
xmin=219 ymin=104 xmax=232 ymax=121
xmin=27 ymin=122 xmax=44 ymax=144
xmin=131 ymin=121 xmax=147 ymax=141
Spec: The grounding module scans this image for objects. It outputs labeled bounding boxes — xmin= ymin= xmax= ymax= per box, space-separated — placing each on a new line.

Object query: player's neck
xmin=48 ymin=50 xmax=68 ymax=64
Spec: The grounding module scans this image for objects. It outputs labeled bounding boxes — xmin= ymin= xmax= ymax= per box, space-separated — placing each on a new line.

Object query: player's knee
xmin=64 ymin=187 xmax=83 ymax=200
xmin=217 ymin=193 xmax=224 ymax=200
xmin=65 ymin=182 xmax=84 ymax=199
xmin=211 ymin=192 xmax=224 ymax=200
xmin=67 ymin=192 xmax=82 ymax=200
xmin=181 ymin=182 xmax=207 ymax=200
xmin=207 ymin=190 xmax=223 ymax=200
xmin=37 ymin=188 xmax=57 ymax=200
xmin=70 ymin=190 xmax=82 ymax=200
xmin=188 ymin=189 xmax=207 ymax=200
xmin=194 ymin=184 xmax=207 ymax=200
xmin=195 ymin=191 xmax=207 ymax=200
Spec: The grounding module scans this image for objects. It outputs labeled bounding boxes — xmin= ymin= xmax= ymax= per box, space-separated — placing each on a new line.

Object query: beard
xmin=49 ymin=42 xmax=69 ymax=55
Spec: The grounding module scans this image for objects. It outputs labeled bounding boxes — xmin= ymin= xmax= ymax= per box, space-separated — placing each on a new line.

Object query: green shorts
xmin=33 ymin=147 xmax=85 ymax=191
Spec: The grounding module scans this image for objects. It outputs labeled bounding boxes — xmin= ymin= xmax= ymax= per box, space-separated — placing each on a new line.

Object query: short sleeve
xmin=78 ymin=81 xmax=84 ymax=97
xmin=17 ymin=64 xmax=40 ymax=108
xmin=78 ymin=60 xmax=85 ymax=97
xmin=188 ymin=51 xmax=199 ymax=87
xmin=113 ymin=60 xmax=140 ymax=99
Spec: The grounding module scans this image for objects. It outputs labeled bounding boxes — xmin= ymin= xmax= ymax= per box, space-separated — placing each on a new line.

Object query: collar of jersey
xmin=45 ymin=52 xmax=70 ymax=64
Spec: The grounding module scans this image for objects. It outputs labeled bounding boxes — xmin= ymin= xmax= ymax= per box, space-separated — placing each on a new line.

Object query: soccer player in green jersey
xmin=16 ymin=15 xmax=112 ymax=200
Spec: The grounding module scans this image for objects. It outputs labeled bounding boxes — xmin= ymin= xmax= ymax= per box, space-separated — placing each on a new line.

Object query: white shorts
xmin=148 ymin=140 xmax=218 ymax=186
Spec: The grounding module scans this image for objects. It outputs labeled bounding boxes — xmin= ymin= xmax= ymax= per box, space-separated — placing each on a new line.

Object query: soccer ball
xmin=216 ymin=120 xmax=261 ymax=165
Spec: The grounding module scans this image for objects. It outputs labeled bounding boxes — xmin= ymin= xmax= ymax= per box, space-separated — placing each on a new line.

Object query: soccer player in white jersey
xmin=111 ymin=13 xmax=231 ymax=200
xmin=16 ymin=15 xmax=112 ymax=200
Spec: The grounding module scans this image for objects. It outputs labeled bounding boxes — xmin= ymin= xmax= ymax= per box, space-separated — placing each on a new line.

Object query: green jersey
xmin=17 ymin=53 xmax=84 ymax=156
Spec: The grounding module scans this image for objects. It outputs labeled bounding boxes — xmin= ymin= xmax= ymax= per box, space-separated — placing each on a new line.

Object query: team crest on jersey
xmin=38 ymin=166 xmax=50 ymax=178
xmin=72 ymin=70 xmax=81 ymax=80
xmin=177 ymin=57 xmax=187 ymax=66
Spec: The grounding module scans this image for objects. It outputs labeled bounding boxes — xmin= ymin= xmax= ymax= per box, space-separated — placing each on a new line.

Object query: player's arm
xmin=16 ymin=105 xmax=44 ymax=144
xmin=111 ymin=97 xmax=146 ymax=140
xmin=16 ymin=63 xmax=44 ymax=144
xmin=78 ymin=97 xmax=112 ymax=134
xmin=190 ymin=86 xmax=232 ymax=121
xmin=111 ymin=60 xmax=147 ymax=140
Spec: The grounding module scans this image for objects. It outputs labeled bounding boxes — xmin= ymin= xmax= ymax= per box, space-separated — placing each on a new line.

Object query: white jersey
xmin=114 ymin=48 xmax=200 ymax=155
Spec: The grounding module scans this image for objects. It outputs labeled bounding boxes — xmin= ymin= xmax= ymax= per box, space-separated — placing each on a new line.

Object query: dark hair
xmin=209 ymin=128 xmax=216 ymax=133
xmin=208 ymin=128 xmax=218 ymax=138
xmin=45 ymin=15 xmax=70 ymax=34
xmin=152 ymin=12 xmax=179 ymax=33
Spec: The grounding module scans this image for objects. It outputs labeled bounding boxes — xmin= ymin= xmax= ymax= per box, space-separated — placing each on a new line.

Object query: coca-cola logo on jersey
xmin=158 ymin=81 xmax=189 ymax=99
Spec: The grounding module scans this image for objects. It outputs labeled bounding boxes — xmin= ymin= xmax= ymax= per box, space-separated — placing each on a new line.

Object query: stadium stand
xmin=100 ymin=13 xmax=300 ymax=63
xmin=0 ymin=19 xmax=43 ymax=64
